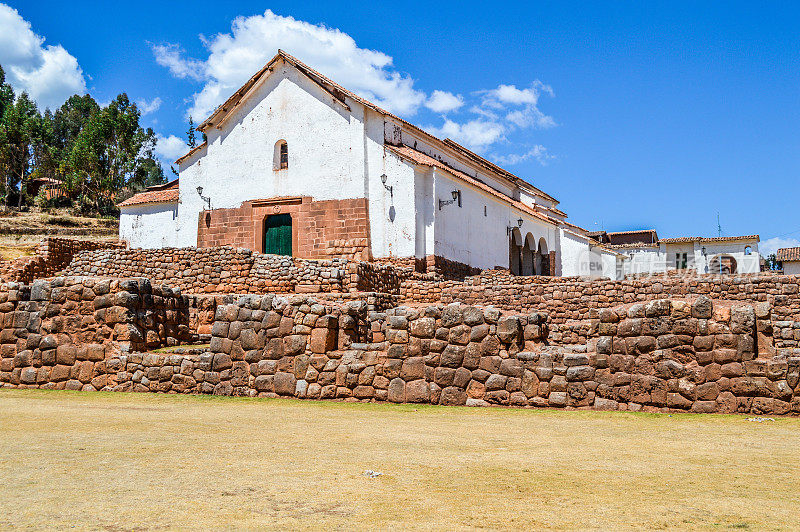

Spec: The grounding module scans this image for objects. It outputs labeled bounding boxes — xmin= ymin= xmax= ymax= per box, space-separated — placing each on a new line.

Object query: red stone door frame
xmin=251 ymin=196 xmax=308 ymax=256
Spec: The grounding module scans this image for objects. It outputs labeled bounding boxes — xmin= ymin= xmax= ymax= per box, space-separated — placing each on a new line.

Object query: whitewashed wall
xmin=784 ymin=262 xmax=800 ymax=275
xmin=370 ymin=148 xmax=417 ymax=259
xmin=559 ymin=229 xmax=620 ymax=279
xmin=176 ymin=59 xmax=383 ymax=247
xmin=619 ymin=241 xmax=760 ymax=275
xmin=429 ymin=169 xmax=556 ymax=271
xmin=619 ymin=248 xmax=669 ymax=276
xmin=119 ymin=203 xmax=178 ymax=249
xmin=680 ymin=241 xmax=760 ymax=274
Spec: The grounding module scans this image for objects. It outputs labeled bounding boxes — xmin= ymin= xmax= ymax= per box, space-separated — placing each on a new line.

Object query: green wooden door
xmin=263 ymin=214 xmax=292 ymax=256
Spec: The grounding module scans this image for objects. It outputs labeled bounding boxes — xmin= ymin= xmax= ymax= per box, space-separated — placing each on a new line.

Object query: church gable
xmin=180 ymin=57 xmax=372 ymax=207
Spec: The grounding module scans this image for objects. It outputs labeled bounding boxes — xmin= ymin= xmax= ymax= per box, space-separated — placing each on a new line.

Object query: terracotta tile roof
xmin=608 ymin=229 xmax=659 ymax=236
xmin=561 ymin=228 xmax=626 ymax=257
xmin=175 ymin=141 xmax=207 ymax=165
xmin=660 ymin=235 xmax=759 ymax=244
xmin=30 ymin=176 xmax=63 ymax=185
xmin=440 ymin=138 xmax=557 ymax=203
xmin=195 ymin=49 xmax=558 ymax=204
xmin=386 ymin=144 xmax=563 ymax=230
xmin=118 ymin=180 xmax=179 ymax=207
xmin=608 ymin=242 xmax=660 ymax=249
xmin=777 ymin=247 xmax=800 ymax=262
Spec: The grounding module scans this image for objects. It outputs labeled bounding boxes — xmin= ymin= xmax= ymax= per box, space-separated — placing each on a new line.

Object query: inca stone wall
xmin=59 ymin=246 xmax=800 ymax=328
xmin=0 ymin=237 xmax=124 ymax=284
xmin=431 ymin=271 xmax=800 ymax=323
xmin=64 ymin=247 xmax=356 ymax=294
xmin=0 ymin=277 xmax=190 ymax=390
xmin=2 ymin=280 xmax=800 ymax=414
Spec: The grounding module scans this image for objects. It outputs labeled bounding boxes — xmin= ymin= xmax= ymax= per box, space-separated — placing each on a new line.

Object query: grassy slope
xmin=0 ymin=389 xmax=798 ymax=530
xmin=0 ymin=210 xmax=118 ymax=260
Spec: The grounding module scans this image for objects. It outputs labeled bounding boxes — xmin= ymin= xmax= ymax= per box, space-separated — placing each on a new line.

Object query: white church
xmin=119 ymin=50 xmax=625 ymax=278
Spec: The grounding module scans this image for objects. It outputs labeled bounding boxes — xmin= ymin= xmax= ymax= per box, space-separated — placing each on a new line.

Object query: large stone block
xmin=496 ymin=317 xmax=521 ymax=343
xmin=274 ymin=372 xmax=297 ymax=396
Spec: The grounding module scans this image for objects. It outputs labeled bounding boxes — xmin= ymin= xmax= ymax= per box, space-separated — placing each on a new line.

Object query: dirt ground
xmin=0 ymin=389 xmax=798 ymax=530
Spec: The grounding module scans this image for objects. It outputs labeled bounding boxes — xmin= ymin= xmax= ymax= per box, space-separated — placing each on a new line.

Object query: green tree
xmin=187 ymin=116 xmax=196 ymax=148
xmin=0 ymin=92 xmax=41 ymax=209
xmin=66 ymin=93 xmax=163 ymax=212
xmin=0 ymin=66 xmax=14 ymax=120
xmin=763 ymin=253 xmax=781 ymax=271
xmin=52 ymin=94 xmax=100 ymax=160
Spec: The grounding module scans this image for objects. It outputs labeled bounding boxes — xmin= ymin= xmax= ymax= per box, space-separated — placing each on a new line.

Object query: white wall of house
xmin=618 ymin=240 xmax=760 ymax=275
xmin=559 ymin=229 xmax=621 ymax=279
xmin=170 ymin=57 xmax=569 ymax=273
xmin=176 ymin=59 xmax=383 ymax=247
xmin=784 ymin=261 xmax=800 ymax=275
xmin=370 ymin=148 xmax=418 ymax=259
xmin=619 ymin=247 xmax=667 ymax=276
xmin=427 ymin=168 xmax=557 ymax=271
xmin=120 ymin=203 xmax=178 ymax=249
xmin=683 ymin=241 xmax=760 ymax=274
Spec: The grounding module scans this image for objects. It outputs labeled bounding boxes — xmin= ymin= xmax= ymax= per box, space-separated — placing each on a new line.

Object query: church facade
xmin=119 ymin=50 xmax=622 ymax=278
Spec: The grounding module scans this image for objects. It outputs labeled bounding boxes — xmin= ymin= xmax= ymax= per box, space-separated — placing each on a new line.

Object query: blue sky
xmin=3 ymin=1 xmax=799 ymax=254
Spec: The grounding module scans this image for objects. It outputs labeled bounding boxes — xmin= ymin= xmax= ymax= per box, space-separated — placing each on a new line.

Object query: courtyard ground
xmin=0 ymin=389 xmax=798 ymax=530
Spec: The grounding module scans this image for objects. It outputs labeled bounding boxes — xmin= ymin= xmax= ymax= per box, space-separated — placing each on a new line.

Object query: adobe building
xmin=119 ymin=50 xmax=625 ymax=278
xmin=777 ymin=247 xmax=800 ymax=275
xmin=589 ymin=230 xmax=760 ymax=275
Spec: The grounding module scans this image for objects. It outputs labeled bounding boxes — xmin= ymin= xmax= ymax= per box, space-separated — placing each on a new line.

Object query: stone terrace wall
xmin=64 ymin=247 xmax=357 ymax=294
xmin=106 ymin=297 xmax=799 ymax=414
xmin=103 ymin=297 xmax=550 ymax=399
xmin=58 ymin=246 xmax=800 ymax=336
xmin=0 ymin=277 xmax=190 ymax=389
xmin=425 ymin=272 xmax=800 ymax=324
xmin=3 ymin=288 xmax=800 ymax=415
xmin=0 ymin=237 xmax=124 ymax=284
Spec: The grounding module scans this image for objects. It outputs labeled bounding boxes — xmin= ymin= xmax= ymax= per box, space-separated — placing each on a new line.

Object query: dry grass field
xmin=0 ymin=389 xmax=798 ymax=530
xmin=0 ymin=210 xmax=118 ymax=260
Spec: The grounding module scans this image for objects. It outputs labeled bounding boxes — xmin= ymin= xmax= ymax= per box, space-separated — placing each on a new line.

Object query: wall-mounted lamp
xmin=506 ymin=218 xmax=524 ymax=235
xmin=196 ymin=186 xmax=211 ymax=210
xmin=380 ymin=173 xmax=393 ymax=197
xmin=701 ymin=246 xmax=707 ymax=256
xmin=438 ymin=189 xmax=461 ymax=210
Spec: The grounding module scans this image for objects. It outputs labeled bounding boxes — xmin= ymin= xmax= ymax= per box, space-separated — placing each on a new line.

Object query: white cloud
xmin=430 ymin=81 xmax=556 ymax=150
xmin=154 ymin=10 xmax=427 ymax=120
xmin=153 ymin=9 xmax=556 ymax=160
xmin=155 ymin=134 xmax=189 ymax=173
xmin=137 ymin=97 xmax=162 ymax=115
xmin=488 ymin=81 xmax=553 ymax=105
xmin=0 ymin=3 xmax=87 ymax=110
xmin=424 ymin=118 xmax=506 ymax=149
xmin=425 ymin=90 xmax=463 ymax=113
xmin=759 ymin=237 xmax=800 ymax=258
xmin=151 ymin=43 xmax=205 ymax=82
xmin=493 ymin=145 xmax=555 ymax=166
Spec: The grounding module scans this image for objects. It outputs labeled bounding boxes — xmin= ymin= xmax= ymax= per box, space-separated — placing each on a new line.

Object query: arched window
xmin=273 ymin=140 xmax=288 ymax=170
xmin=744 ymin=246 xmax=752 ymax=255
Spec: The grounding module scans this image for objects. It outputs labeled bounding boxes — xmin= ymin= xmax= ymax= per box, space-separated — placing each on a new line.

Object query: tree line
xmin=0 ymin=64 xmax=167 ymax=215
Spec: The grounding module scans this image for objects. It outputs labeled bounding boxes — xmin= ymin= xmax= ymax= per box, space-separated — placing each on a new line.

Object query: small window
xmin=273 ymin=140 xmax=288 ymax=170
xmin=744 ymin=246 xmax=752 ymax=255
xmin=675 ymin=252 xmax=688 ymax=270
